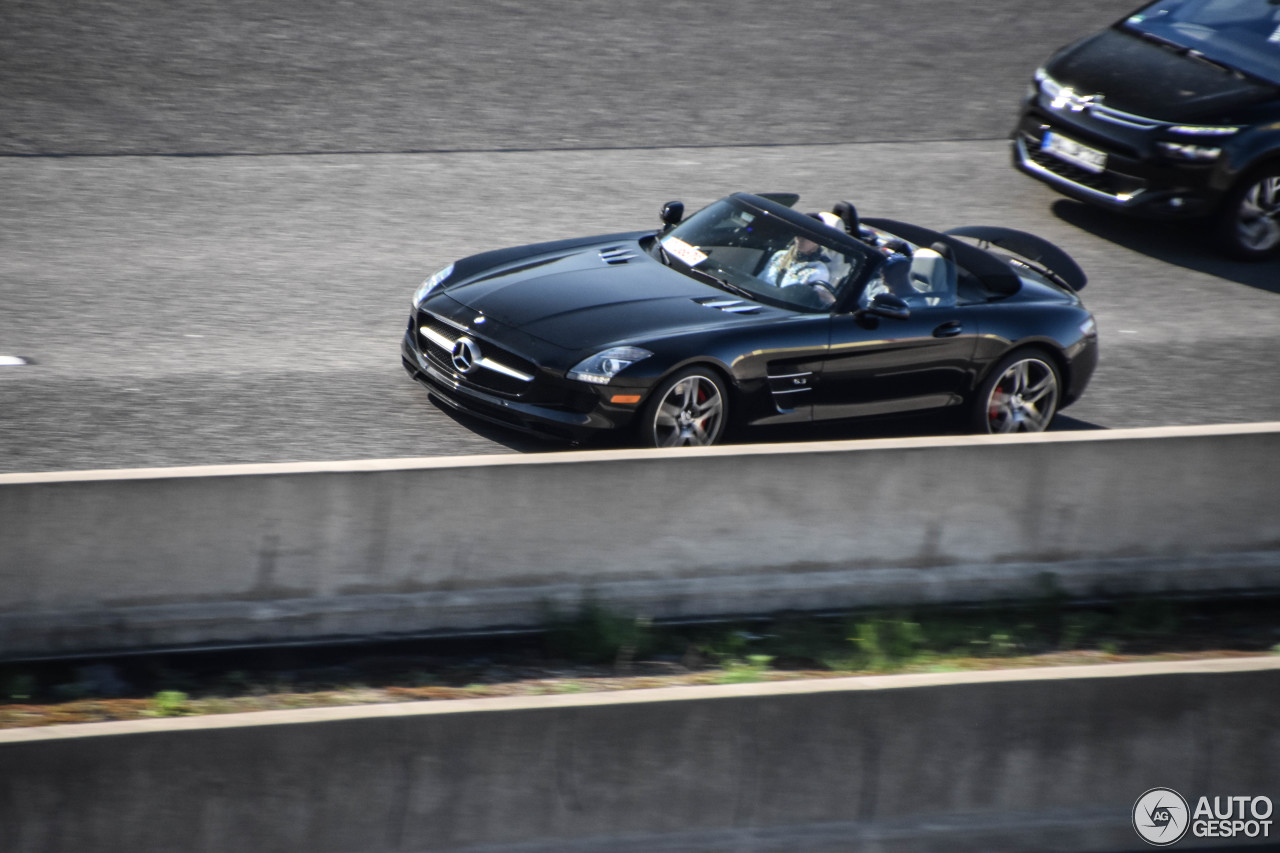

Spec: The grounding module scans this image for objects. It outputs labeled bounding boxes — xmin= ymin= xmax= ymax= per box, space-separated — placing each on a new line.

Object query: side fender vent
xmin=693 ymin=296 xmax=761 ymax=315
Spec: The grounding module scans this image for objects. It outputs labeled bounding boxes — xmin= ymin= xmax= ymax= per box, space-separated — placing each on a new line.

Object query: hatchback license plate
xmin=1042 ymin=132 xmax=1107 ymax=173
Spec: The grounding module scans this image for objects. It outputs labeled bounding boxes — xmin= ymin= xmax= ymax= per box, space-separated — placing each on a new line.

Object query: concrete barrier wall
xmin=3 ymin=424 xmax=1280 ymax=659
xmin=2 ymin=657 xmax=1277 ymax=853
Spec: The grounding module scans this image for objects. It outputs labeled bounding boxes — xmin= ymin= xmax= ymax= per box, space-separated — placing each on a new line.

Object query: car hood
xmin=441 ymin=241 xmax=778 ymax=349
xmin=1046 ymin=28 xmax=1280 ymax=121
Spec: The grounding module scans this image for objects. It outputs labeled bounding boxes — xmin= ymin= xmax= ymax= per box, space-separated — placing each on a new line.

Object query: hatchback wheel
xmin=971 ymin=350 xmax=1060 ymax=434
xmin=1215 ymin=166 xmax=1280 ymax=260
xmin=639 ymin=367 xmax=728 ymax=447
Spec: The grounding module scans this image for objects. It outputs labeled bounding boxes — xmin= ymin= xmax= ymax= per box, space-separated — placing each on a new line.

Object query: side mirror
xmin=864 ymin=292 xmax=910 ymax=320
xmin=660 ymin=201 xmax=684 ymax=227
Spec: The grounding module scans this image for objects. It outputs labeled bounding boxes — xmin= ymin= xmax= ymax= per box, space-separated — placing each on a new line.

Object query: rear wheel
xmin=1214 ymin=165 xmax=1280 ymax=261
xmin=970 ymin=350 xmax=1061 ymax=434
xmin=637 ymin=367 xmax=728 ymax=447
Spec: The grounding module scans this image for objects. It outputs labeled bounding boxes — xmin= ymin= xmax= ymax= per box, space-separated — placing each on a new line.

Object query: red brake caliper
xmin=989 ymin=378 xmax=1007 ymax=424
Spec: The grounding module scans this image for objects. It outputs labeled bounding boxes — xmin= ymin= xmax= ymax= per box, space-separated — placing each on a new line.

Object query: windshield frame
xmin=653 ymin=193 xmax=882 ymax=314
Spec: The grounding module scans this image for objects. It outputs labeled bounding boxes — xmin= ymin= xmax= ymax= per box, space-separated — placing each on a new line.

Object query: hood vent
xmin=694 ymin=296 xmax=761 ymax=315
xmin=599 ymin=247 xmax=638 ymax=265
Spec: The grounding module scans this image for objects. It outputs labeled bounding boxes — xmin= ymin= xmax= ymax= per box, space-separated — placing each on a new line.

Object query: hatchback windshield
xmin=1121 ymin=0 xmax=1280 ymax=85
xmin=656 ymin=199 xmax=872 ymax=312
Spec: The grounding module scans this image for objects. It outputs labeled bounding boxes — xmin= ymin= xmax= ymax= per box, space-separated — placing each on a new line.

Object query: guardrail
xmin=3 ymin=424 xmax=1280 ymax=660
xmin=3 ymin=657 xmax=1277 ymax=852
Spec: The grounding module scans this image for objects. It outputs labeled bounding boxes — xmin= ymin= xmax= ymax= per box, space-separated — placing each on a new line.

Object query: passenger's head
xmin=815 ymin=211 xmax=844 ymax=231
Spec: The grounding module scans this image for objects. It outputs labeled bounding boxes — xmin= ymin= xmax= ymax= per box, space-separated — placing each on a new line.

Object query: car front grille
xmin=413 ymin=310 xmax=539 ymax=399
xmin=1088 ymin=103 xmax=1162 ymax=131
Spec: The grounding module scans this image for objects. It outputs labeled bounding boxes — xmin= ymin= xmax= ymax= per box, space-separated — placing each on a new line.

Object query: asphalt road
xmin=2 ymin=0 xmax=1130 ymax=155
xmin=2 ymin=0 xmax=1279 ymax=474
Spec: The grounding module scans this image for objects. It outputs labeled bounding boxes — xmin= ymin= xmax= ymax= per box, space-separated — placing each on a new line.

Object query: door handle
xmin=933 ymin=322 xmax=964 ymax=338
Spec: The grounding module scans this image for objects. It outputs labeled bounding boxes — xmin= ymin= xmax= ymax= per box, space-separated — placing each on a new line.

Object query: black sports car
xmin=402 ymin=193 xmax=1098 ymax=447
xmin=1012 ymin=0 xmax=1280 ymax=259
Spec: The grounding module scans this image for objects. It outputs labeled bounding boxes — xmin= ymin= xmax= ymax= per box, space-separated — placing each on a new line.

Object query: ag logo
xmin=1134 ymin=788 xmax=1190 ymax=846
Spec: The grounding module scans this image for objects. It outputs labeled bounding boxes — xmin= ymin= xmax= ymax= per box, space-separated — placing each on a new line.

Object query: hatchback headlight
xmin=567 ymin=346 xmax=653 ymax=384
xmin=413 ymin=262 xmax=455 ymax=307
xmin=1168 ymin=124 xmax=1240 ymax=137
xmin=1157 ymin=141 xmax=1223 ymax=162
xmin=1034 ymin=68 xmax=1063 ymax=101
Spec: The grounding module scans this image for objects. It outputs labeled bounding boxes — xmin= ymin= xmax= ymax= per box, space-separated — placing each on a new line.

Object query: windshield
xmin=656 ymin=198 xmax=872 ymax=312
xmin=1120 ymin=0 xmax=1280 ymax=85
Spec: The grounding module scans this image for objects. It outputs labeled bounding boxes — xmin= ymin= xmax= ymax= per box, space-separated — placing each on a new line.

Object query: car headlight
xmin=1169 ymin=124 xmax=1240 ymax=137
xmin=413 ymin=262 xmax=455 ymax=307
xmin=1035 ymin=68 xmax=1063 ymax=101
xmin=567 ymin=346 xmax=653 ymax=384
xmin=1079 ymin=316 xmax=1097 ymax=337
xmin=1156 ymin=141 xmax=1222 ymax=162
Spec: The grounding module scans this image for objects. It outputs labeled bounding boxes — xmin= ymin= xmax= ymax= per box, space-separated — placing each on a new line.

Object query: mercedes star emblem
xmin=451 ymin=336 xmax=481 ymax=374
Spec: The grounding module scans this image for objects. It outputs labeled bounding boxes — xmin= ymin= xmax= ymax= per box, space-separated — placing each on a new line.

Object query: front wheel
xmin=637 ymin=367 xmax=729 ymax=447
xmin=970 ymin=350 xmax=1061 ymax=434
xmin=1214 ymin=165 xmax=1280 ymax=261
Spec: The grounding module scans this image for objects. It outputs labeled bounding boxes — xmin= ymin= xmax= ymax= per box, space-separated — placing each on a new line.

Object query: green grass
xmin=1 ymin=594 xmax=1276 ymax=729
xmin=536 ymin=595 xmax=1278 ymax=676
xmin=147 ymin=690 xmax=190 ymax=717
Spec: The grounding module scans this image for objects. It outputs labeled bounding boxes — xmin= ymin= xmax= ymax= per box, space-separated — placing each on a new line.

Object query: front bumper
xmin=401 ymin=326 xmax=639 ymax=442
xmin=1012 ymin=110 xmax=1223 ymax=220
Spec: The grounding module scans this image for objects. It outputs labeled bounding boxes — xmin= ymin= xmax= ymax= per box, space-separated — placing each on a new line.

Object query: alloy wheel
xmin=1233 ymin=176 xmax=1280 ymax=254
xmin=984 ymin=357 xmax=1059 ymax=434
xmin=652 ymin=375 xmax=725 ymax=447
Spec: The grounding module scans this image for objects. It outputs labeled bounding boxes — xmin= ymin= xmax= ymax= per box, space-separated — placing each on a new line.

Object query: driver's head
xmin=796 ymin=211 xmax=843 ymax=255
xmin=795 ymin=235 xmax=821 ymax=255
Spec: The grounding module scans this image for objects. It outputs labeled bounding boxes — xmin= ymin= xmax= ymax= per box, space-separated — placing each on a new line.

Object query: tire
xmin=1214 ymin=164 xmax=1280 ymax=261
xmin=637 ymin=366 xmax=729 ymax=447
xmin=970 ymin=349 xmax=1061 ymax=434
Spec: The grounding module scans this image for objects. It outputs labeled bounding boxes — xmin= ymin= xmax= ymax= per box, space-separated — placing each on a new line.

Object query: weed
xmin=1060 ymin=611 xmax=1105 ymax=649
xmin=2 ymin=673 xmax=35 ymax=701
xmin=847 ymin=614 xmax=927 ymax=671
xmin=984 ymin=633 xmax=1020 ymax=656
xmin=407 ymin=670 xmax=436 ymax=688
xmin=148 ymin=690 xmax=190 ymax=717
xmin=714 ymin=655 xmax=774 ymax=684
xmin=544 ymin=600 xmax=654 ymax=665
xmin=1114 ymin=598 xmax=1182 ymax=642
xmin=924 ymin=662 xmax=964 ymax=674
xmin=53 ymin=682 xmax=91 ymax=701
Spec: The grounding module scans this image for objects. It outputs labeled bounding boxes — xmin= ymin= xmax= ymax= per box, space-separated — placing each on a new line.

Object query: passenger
xmin=860 ymin=240 xmax=917 ymax=308
xmin=760 ymin=212 xmax=844 ymax=306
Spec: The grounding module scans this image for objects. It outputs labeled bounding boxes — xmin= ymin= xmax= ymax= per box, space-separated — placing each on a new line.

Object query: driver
xmin=760 ymin=212 xmax=843 ymax=306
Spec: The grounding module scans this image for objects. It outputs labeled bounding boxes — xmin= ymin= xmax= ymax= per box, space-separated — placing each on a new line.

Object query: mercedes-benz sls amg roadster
xmin=402 ymin=192 xmax=1098 ymax=447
